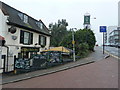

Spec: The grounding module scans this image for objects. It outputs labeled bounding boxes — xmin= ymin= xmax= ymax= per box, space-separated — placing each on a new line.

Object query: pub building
xmin=0 ymin=1 xmax=51 ymax=73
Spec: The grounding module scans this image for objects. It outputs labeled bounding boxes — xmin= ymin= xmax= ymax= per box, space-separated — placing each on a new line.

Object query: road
xmin=104 ymin=46 xmax=119 ymax=57
xmin=3 ymin=56 xmax=118 ymax=88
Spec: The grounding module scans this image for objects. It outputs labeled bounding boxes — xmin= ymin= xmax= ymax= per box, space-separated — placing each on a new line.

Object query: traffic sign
xmin=100 ymin=26 xmax=107 ymax=54
xmin=100 ymin=26 xmax=107 ymax=32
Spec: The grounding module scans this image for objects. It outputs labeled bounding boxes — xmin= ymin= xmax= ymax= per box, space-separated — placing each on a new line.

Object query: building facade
xmin=109 ymin=28 xmax=120 ymax=46
xmin=0 ymin=1 xmax=51 ymax=73
xmin=104 ymin=26 xmax=118 ymax=45
xmin=118 ymin=1 xmax=120 ymax=26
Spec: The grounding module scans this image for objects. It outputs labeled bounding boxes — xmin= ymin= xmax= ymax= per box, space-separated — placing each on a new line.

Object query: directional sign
xmin=100 ymin=26 xmax=107 ymax=32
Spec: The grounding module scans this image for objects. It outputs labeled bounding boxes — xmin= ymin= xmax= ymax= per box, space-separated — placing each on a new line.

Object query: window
xmin=24 ymin=32 xmax=29 ymax=44
xmin=24 ymin=15 xmax=28 ymax=23
xmin=36 ymin=22 xmax=43 ymax=29
xmin=18 ymin=13 xmax=23 ymax=20
xmin=18 ymin=13 xmax=28 ymax=23
xmin=39 ymin=35 xmax=46 ymax=47
xmin=114 ymin=31 xmax=118 ymax=35
xmin=20 ymin=30 xmax=33 ymax=45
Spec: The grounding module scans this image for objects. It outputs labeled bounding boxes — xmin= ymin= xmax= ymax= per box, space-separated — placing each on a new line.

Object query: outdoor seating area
xmin=14 ymin=46 xmax=73 ymax=74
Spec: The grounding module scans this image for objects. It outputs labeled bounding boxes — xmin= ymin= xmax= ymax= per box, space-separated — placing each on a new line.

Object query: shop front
xmin=18 ymin=47 xmax=40 ymax=59
xmin=15 ymin=47 xmax=40 ymax=70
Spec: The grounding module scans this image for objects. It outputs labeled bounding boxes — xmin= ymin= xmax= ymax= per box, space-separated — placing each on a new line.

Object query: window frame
xmin=24 ymin=31 xmax=30 ymax=44
xmin=23 ymin=15 xmax=28 ymax=23
xmin=36 ymin=22 xmax=43 ymax=29
xmin=20 ymin=30 xmax=33 ymax=45
xmin=39 ymin=35 xmax=46 ymax=47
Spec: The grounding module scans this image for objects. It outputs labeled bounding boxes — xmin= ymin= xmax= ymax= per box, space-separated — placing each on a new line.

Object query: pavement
xmin=3 ymin=56 xmax=118 ymax=88
xmin=1 ymin=46 xmax=109 ymax=85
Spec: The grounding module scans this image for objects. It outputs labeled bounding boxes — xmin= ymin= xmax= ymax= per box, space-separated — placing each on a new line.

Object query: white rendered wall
xmin=0 ymin=8 xmax=50 ymax=72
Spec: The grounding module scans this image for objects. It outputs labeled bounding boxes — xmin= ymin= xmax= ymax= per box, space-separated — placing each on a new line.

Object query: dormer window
xmin=18 ymin=13 xmax=23 ymax=20
xmin=18 ymin=13 xmax=28 ymax=23
xmin=36 ymin=22 xmax=43 ymax=29
xmin=24 ymin=15 xmax=28 ymax=23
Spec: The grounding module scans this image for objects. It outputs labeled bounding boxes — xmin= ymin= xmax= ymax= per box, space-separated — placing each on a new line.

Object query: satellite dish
xmin=8 ymin=26 xmax=17 ymax=34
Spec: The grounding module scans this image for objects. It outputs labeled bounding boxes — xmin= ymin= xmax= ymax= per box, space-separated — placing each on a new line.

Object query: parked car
xmin=115 ymin=43 xmax=120 ymax=48
xmin=104 ymin=43 xmax=110 ymax=46
xmin=109 ymin=43 xmax=114 ymax=47
xmin=96 ymin=44 xmax=99 ymax=46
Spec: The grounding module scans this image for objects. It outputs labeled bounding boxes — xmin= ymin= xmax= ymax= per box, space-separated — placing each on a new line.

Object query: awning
xmin=42 ymin=46 xmax=72 ymax=53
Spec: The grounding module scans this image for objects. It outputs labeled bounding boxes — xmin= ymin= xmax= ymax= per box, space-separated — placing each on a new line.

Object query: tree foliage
xmin=77 ymin=43 xmax=89 ymax=57
xmin=49 ymin=19 xmax=96 ymax=57
xmin=60 ymin=29 xmax=96 ymax=55
xmin=49 ymin=19 xmax=68 ymax=47
xmin=75 ymin=29 xmax=96 ymax=51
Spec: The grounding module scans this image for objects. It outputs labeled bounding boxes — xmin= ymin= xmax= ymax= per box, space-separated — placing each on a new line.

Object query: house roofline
xmin=1 ymin=1 xmax=51 ymax=36
xmin=7 ymin=22 xmax=51 ymax=36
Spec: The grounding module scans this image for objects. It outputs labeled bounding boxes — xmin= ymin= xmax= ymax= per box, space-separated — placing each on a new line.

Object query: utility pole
xmin=71 ymin=28 xmax=77 ymax=62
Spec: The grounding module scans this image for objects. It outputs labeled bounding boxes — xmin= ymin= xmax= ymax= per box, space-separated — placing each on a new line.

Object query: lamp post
xmin=71 ymin=28 xmax=77 ymax=62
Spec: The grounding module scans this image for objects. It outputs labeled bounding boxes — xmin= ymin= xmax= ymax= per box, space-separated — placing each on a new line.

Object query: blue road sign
xmin=100 ymin=26 xmax=107 ymax=32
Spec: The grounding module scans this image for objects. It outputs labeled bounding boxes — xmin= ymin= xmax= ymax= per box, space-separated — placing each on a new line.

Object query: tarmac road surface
xmin=3 ymin=56 xmax=118 ymax=88
xmin=104 ymin=46 xmax=119 ymax=57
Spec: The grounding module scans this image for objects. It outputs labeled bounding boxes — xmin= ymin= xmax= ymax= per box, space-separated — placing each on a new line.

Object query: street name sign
xmin=100 ymin=26 xmax=107 ymax=32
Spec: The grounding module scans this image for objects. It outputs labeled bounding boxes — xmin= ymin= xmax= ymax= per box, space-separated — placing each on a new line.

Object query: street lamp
xmin=71 ymin=28 xmax=77 ymax=62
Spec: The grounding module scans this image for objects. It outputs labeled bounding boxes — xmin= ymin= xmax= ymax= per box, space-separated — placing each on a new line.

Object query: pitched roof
xmin=0 ymin=1 xmax=51 ymax=36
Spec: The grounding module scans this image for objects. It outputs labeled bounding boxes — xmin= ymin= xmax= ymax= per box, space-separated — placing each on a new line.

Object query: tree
xmin=49 ymin=19 xmax=68 ymax=47
xmin=60 ymin=29 xmax=96 ymax=55
xmin=77 ymin=43 xmax=89 ymax=57
xmin=49 ymin=19 xmax=96 ymax=57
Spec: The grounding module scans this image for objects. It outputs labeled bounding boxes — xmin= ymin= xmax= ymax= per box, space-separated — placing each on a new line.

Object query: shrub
xmin=77 ymin=43 xmax=89 ymax=58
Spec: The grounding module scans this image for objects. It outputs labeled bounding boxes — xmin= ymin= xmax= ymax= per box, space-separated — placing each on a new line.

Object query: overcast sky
xmin=1 ymin=0 xmax=119 ymax=45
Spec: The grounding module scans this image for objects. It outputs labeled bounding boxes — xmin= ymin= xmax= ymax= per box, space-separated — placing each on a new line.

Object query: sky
xmin=0 ymin=0 xmax=119 ymax=45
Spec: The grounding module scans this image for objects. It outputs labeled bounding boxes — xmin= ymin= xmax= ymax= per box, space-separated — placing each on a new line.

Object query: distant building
xmin=104 ymin=26 xmax=117 ymax=45
xmin=106 ymin=1 xmax=120 ymax=46
xmin=104 ymin=32 xmax=107 ymax=44
xmin=118 ymin=1 xmax=120 ymax=26
xmin=104 ymin=26 xmax=120 ymax=46
xmin=0 ymin=1 xmax=51 ymax=73
xmin=109 ymin=28 xmax=120 ymax=46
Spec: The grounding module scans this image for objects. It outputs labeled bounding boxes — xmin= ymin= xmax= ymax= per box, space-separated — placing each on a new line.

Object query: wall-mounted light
xmin=12 ymin=36 xmax=17 ymax=40
xmin=16 ymin=46 xmax=19 ymax=50
xmin=8 ymin=26 xmax=17 ymax=34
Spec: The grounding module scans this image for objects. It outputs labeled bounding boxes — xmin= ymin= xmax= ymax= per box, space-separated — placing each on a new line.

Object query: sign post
xmin=84 ymin=15 xmax=90 ymax=24
xmin=84 ymin=13 xmax=91 ymax=29
xmin=72 ymin=30 xmax=75 ymax=62
xmin=100 ymin=26 xmax=107 ymax=54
